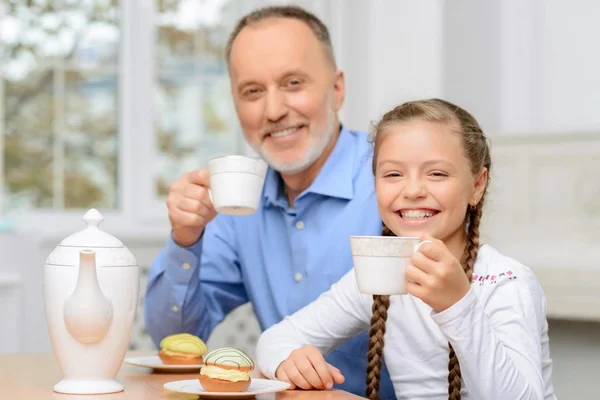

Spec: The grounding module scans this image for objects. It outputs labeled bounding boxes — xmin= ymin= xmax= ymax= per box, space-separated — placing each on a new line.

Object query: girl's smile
xmin=396 ymin=208 xmax=440 ymax=224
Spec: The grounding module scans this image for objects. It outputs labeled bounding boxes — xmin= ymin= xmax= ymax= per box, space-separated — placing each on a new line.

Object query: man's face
xmin=228 ymin=18 xmax=344 ymax=174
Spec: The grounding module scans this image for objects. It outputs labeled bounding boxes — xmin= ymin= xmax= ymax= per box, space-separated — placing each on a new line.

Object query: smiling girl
xmin=255 ymin=99 xmax=556 ymax=400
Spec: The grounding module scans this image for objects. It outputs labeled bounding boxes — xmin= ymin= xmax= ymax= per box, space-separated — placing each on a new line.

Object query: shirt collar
xmin=263 ymin=125 xmax=360 ymax=205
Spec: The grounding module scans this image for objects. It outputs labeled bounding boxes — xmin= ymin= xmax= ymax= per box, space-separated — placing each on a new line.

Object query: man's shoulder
xmin=345 ymin=128 xmax=371 ymax=146
xmin=343 ymin=128 xmax=373 ymax=164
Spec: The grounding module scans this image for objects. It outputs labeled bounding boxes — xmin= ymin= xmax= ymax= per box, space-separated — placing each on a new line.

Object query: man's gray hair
xmin=225 ymin=5 xmax=336 ymax=68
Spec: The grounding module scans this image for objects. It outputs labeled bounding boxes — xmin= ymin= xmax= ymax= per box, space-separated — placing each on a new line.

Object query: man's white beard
xmin=257 ymin=101 xmax=337 ymax=175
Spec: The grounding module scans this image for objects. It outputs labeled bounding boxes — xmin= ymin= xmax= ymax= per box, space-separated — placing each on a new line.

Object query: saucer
xmin=124 ymin=355 xmax=202 ymax=372
xmin=163 ymin=378 xmax=290 ymax=399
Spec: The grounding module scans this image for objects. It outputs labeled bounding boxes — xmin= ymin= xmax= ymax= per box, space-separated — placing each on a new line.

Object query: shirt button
xmin=182 ymin=262 xmax=191 ymax=270
xmin=295 ymin=220 xmax=305 ymax=230
xmin=294 ymin=272 xmax=303 ymax=282
xmin=172 ymin=305 xmax=179 ymax=312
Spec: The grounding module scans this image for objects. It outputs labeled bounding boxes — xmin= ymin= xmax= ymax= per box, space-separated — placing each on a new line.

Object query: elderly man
xmin=144 ymin=5 xmax=395 ymax=398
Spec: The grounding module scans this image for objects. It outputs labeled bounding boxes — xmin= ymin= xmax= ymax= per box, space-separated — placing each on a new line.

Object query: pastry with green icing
xmin=199 ymin=347 xmax=255 ymax=392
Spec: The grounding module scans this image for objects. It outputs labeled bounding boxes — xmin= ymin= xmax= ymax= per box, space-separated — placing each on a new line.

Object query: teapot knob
xmin=83 ymin=209 xmax=104 ymax=227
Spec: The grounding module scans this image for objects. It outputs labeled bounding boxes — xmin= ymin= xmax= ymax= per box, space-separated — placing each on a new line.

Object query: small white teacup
xmin=208 ymin=155 xmax=268 ymax=215
xmin=350 ymin=235 xmax=431 ymax=295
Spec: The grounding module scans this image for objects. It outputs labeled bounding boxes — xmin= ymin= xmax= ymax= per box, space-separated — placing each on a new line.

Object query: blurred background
xmin=0 ymin=0 xmax=598 ymax=398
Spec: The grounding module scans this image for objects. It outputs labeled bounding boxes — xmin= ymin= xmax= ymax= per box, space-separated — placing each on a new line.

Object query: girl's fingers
xmin=411 ymin=250 xmax=437 ymax=274
xmin=327 ymin=363 xmax=345 ymax=384
xmin=306 ymin=350 xmax=334 ymax=389
xmin=283 ymin=359 xmax=317 ymax=389
xmin=275 ymin=367 xmax=296 ymax=390
xmin=405 ymin=263 xmax=431 ymax=286
xmin=406 ymin=281 xmax=428 ymax=301
xmin=295 ymin=355 xmax=326 ymax=388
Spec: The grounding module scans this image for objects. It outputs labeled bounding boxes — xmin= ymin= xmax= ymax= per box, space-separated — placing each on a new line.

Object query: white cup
xmin=350 ymin=235 xmax=431 ymax=295
xmin=208 ymin=155 xmax=268 ymax=215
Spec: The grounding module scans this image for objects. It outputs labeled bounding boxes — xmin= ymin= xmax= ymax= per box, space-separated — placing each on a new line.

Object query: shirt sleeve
xmin=256 ymin=269 xmax=372 ymax=379
xmin=431 ymin=268 xmax=547 ymax=400
xmin=143 ymin=214 xmax=248 ymax=347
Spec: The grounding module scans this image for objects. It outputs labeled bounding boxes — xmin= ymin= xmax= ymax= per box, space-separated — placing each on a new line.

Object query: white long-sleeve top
xmin=257 ymin=245 xmax=556 ymax=400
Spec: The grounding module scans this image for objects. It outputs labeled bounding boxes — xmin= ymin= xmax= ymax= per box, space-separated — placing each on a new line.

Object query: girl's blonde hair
xmin=366 ymin=99 xmax=492 ymax=400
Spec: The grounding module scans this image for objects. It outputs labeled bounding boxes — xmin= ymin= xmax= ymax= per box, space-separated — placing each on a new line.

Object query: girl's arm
xmin=433 ymin=266 xmax=549 ymax=400
xmin=256 ymin=269 xmax=372 ymax=380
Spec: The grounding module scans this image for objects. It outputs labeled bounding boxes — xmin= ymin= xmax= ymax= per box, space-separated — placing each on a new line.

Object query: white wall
xmin=337 ymin=0 xmax=600 ymax=135
xmin=548 ymin=320 xmax=600 ymax=400
xmin=0 ymin=235 xmax=23 ymax=353
xmin=443 ymin=0 xmax=504 ymax=132
xmin=539 ymin=0 xmax=600 ymax=132
xmin=0 ymin=234 xmax=43 ymax=353
xmin=443 ymin=0 xmax=600 ymax=135
xmin=339 ymin=0 xmax=445 ymax=132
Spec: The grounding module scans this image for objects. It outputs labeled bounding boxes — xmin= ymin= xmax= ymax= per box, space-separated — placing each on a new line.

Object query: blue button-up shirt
xmin=145 ymin=126 xmax=396 ymax=398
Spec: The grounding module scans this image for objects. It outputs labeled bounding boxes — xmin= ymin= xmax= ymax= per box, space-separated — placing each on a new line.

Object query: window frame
xmin=0 ymin=0 xmax=160 ymax=236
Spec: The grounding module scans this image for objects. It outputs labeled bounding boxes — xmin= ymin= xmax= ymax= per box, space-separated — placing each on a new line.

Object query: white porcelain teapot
xmin=43 ymin=209 xmax=139 ymax=394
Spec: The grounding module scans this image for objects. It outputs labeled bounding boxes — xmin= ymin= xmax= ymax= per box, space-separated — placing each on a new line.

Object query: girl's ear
xmin=470 ymin=167 xmax=488 ymax=205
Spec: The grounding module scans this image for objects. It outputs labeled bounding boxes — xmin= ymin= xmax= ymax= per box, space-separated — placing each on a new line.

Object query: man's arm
xmin=143 ymin=214 xmax=248 ymax=346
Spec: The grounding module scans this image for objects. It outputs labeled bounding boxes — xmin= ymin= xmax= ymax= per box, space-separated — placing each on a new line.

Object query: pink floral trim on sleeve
xmin=471 ymin=270 xmax=517 ymax=285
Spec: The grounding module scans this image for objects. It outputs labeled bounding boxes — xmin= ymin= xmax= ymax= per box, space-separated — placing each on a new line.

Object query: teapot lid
xmin=59 ymin=209 xmax=125 ymax=248
xmin=45 ymin=209 xmax=137 ymax=267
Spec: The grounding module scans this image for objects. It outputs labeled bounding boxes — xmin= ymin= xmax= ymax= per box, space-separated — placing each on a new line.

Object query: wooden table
xmin=0 ymin=352 xmax=365 ymax=399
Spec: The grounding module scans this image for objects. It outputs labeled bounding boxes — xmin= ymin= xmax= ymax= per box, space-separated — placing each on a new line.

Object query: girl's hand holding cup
xmin=405 ymin=234 xmax=472 ymax=313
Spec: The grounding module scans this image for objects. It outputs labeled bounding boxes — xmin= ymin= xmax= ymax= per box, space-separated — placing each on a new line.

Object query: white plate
xmin=123 ymin=355 xmax=202 ymax=372
xmin=163 ymin=378 xmax=291 ymax=399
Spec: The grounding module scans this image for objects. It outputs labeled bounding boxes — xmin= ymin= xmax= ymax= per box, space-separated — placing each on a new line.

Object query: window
xmin=0 ymin=0 xmax=120 ymax=215
xmin=153 ymin=0 xmax=244 ymax=198
xmin=0 ymin=0 xmax=343 ymax=235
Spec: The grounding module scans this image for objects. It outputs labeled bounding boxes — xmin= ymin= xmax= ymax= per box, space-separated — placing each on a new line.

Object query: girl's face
xmin=375 ymin=120 xmax=487 ymax=249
